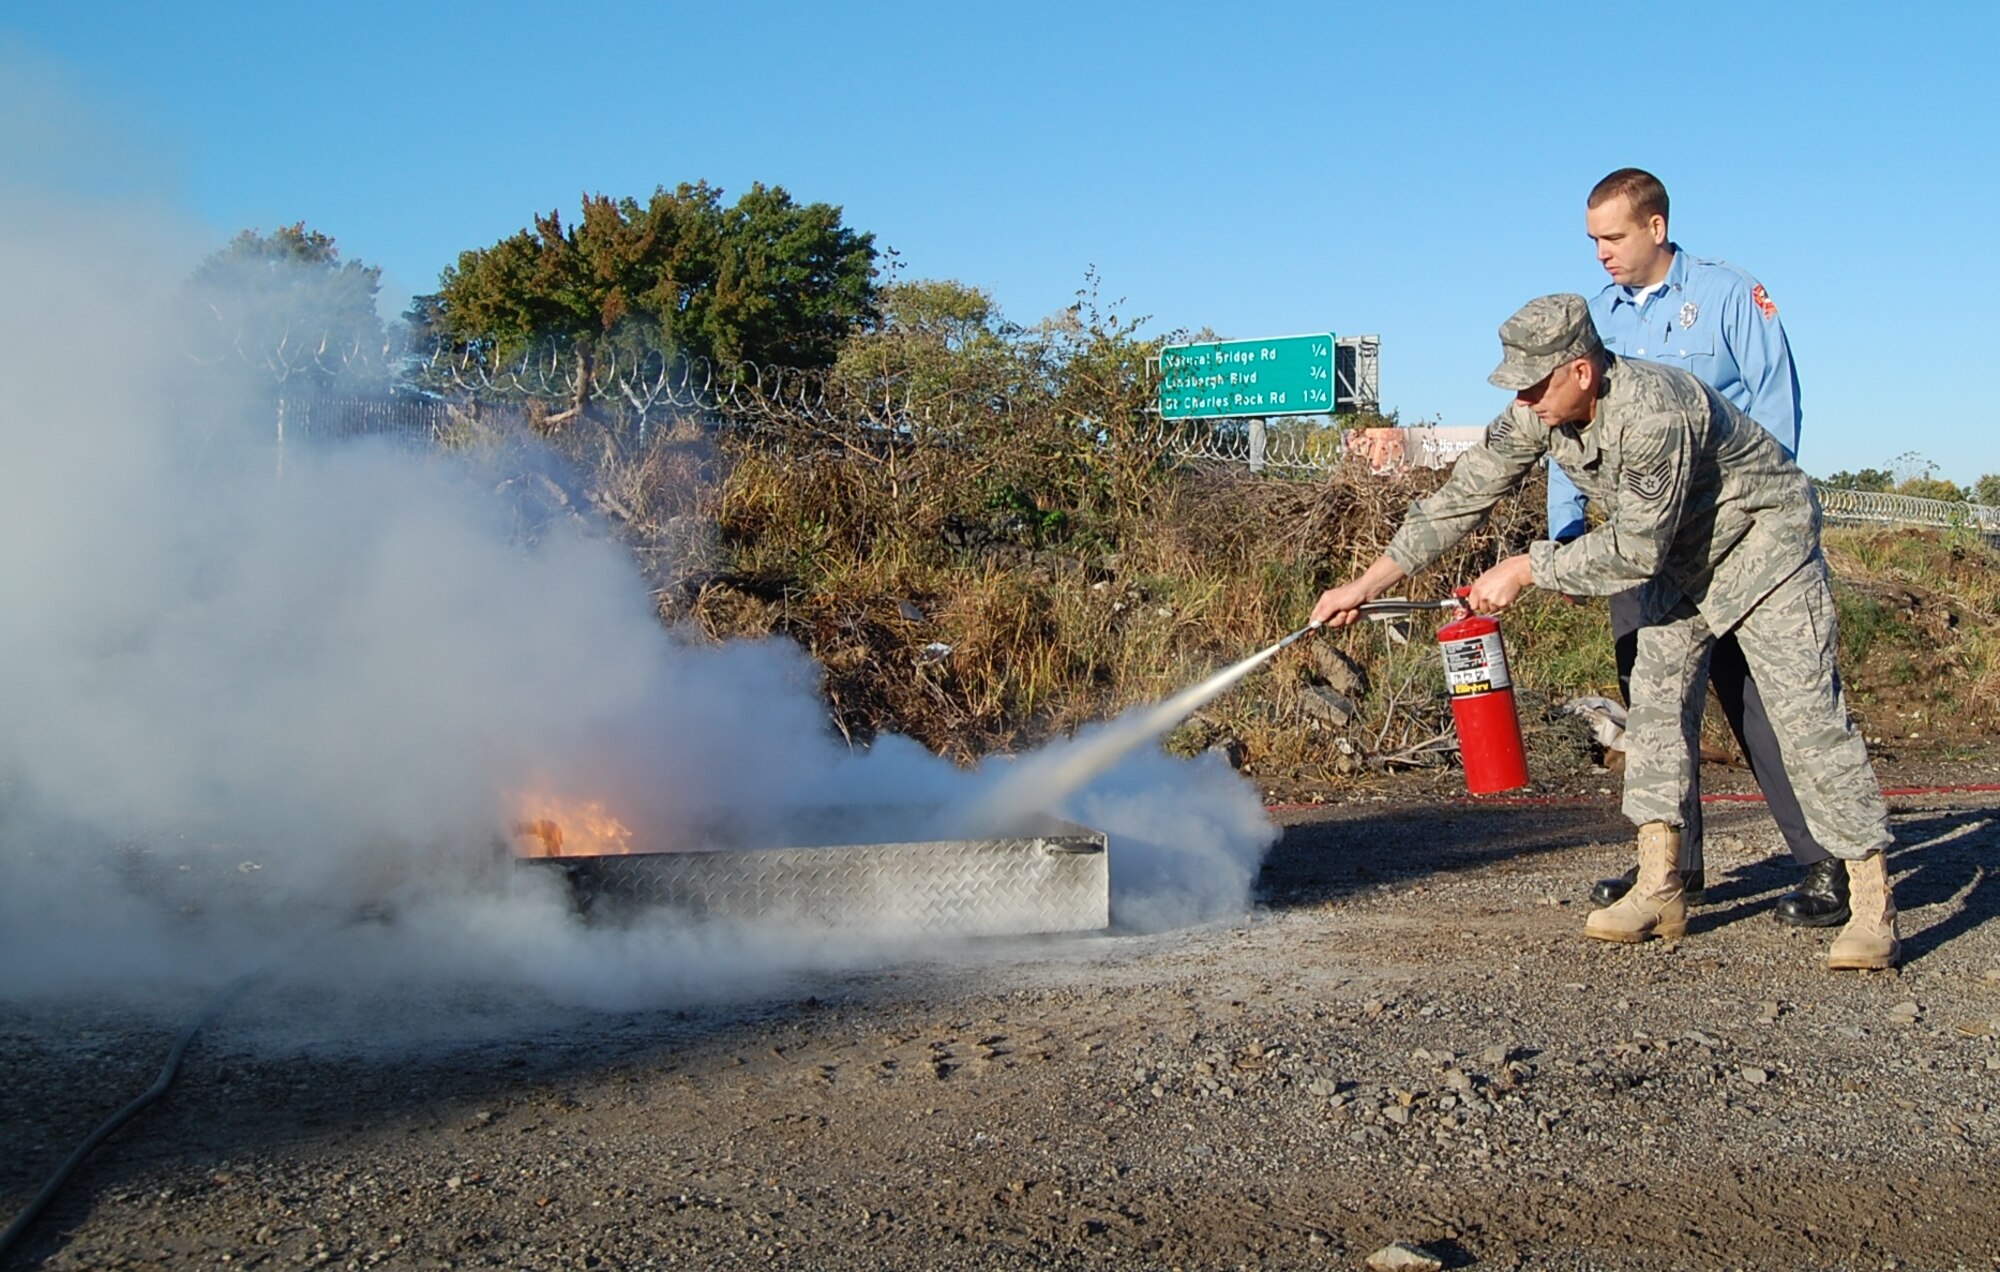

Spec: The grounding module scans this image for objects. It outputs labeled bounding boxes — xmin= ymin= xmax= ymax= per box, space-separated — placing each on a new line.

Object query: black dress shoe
xmin=1774 ymin=858 xmax=1850 ymax=927
xmin=1589 ymin=865 xmax=1707 ymax=908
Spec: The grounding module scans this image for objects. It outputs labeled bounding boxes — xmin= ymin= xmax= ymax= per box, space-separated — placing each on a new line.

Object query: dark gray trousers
xmin=1610 ymin=589 xmax=1833 ymax=872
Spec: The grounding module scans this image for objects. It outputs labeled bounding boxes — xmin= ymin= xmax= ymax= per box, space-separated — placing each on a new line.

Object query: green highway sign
xmin=1158 ymin=333 xmax=1337 ymax=420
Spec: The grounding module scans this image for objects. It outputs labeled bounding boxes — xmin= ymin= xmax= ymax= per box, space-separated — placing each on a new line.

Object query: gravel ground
xmin=4 ymin=753 xmax=1999 ymax=1272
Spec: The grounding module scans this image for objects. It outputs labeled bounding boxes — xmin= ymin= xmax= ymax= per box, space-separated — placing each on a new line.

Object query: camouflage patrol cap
xmin=1487 ymin=294 xmax=1604 ymax=391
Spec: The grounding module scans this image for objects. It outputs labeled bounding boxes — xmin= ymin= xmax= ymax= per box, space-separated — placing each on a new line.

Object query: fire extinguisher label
xmin=1442 ymin=633 xmax=1511 ymax=695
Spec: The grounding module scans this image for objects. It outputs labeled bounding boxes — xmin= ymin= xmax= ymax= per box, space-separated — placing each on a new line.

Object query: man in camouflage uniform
xmin=1311 ymin=294 xmax=1898 ymax=969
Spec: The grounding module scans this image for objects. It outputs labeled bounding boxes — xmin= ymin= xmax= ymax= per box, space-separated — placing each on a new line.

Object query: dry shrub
xmin=685 ymin=441 xmax=1597 ymax=786
xmin=588 ymin=415 xmax=722 ymax=527
xmin=1133 ymin=458 xmax=1547 ymax=592
xmin=1822 ymin=528 xmax=2000 ymax=737
xmin=561 ymin=397 xmax=2000 ymax=792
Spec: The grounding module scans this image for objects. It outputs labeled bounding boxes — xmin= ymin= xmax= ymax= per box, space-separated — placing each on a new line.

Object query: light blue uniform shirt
xmin=1549 ymin=245 xmax=1802 ymax=540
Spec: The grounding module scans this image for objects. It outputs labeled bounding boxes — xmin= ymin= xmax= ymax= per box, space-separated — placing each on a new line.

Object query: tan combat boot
xmin=1584 ymin=821 xmax=1688 ymax=943
xmin=1827 ymin=850 xmax=1899 ymax=970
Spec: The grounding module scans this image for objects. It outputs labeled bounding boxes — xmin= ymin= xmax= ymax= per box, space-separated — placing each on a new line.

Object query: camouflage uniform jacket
xmin=1384 ymin=355 xmax=1821 ymax=634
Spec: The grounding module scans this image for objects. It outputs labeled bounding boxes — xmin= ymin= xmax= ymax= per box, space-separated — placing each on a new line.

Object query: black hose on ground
xmin=0 ymin=997 xmax=218 ymax=1263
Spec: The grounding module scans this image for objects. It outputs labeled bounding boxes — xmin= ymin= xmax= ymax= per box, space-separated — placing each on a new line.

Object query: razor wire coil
xmin=283 ymin=349 xmax=2000 ymax=536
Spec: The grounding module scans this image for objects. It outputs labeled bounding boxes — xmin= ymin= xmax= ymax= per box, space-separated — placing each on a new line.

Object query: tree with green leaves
xmin=1821 ymin=467 xmax=1894 ymax=493
xmin=1043 ymin=280 xmax=1164 ymax=527
xmin=1896 ymin=475 xmax=1970 ymax=503
xmin=840 ymin=271 xmax=1165 ymax=540
xmin=187 ymin=223 xmax=389 ymax=391
xmin=815 ymin=279 xmax=1053 ymax=541
xmin=412 ymin=182 xmax=877 ymax=424
xmin=834 ymin=278 xmax=1025 ymax=415
xmin=1972 ymin=473 xmax=2000 ymax=508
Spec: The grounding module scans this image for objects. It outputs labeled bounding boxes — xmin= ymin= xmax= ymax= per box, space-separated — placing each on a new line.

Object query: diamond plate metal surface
xmin=526 ymin=820 xmax=1109 ymax=936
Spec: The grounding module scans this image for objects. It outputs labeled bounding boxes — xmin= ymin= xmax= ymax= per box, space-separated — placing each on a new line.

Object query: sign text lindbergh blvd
xmin=1157 ymin=334 xmax=1336 ymax=420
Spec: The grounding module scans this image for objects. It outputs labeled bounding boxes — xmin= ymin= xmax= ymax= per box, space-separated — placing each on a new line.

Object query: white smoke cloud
xmin=0 ymin=63 xmax=1277 ymax=1045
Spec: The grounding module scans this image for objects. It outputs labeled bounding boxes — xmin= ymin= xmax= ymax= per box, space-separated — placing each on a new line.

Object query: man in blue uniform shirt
xmin=1553 ymin=168 xmax=1846 ymax=927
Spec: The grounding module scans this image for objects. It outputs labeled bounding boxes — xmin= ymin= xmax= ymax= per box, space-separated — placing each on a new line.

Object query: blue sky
xmin=5 ymin=1 xmax=1996 ymax=484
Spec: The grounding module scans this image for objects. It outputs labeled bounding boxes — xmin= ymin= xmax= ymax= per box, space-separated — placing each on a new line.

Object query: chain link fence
xmin=278 ymin=388 xmax=1997 ymax=538
xmin=272 ymin=394 xmax=470 ymax=444
xmin=1140 ymin=414 xmax=1999 ymax=535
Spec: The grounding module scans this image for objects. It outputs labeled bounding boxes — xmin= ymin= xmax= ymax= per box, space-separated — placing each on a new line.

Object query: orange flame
xmin=510 ymin=792 xmax=635 ymax=858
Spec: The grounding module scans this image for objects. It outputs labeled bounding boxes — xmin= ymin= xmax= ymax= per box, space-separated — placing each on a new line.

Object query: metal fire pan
xmin=524 ymin=811 xmax=1108 ymax=937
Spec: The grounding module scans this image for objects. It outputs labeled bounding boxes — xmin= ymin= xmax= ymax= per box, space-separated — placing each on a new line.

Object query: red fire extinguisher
xmin=1436 ymin=589 xmax=1529 ymax=794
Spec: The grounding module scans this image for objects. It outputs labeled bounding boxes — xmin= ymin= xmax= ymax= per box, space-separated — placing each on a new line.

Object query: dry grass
xmin=1823 ymin=527 xmax=2000 ymax=740
xmin=468 ymin=406 xmax=2000 ymax=793
xmin=674 ymin=425 xmax=1599 ymax=782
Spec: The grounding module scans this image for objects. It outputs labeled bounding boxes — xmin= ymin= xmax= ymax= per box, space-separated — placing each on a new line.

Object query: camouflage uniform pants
xmin=1622 ymin=554 xmax=1891 ymax=860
